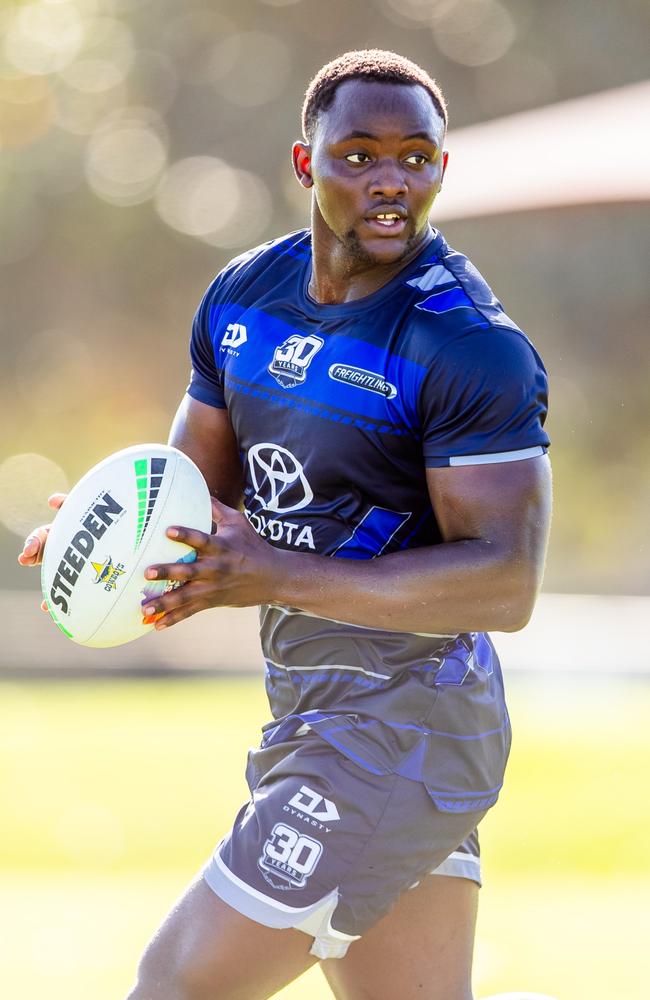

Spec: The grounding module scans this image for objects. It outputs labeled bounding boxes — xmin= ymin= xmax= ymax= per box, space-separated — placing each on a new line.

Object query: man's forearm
xmin=269 ymin=539 xmax=540 ymax=635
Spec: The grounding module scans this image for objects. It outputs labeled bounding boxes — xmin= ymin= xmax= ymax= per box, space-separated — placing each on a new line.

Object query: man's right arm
xmin=168 ymin=394 xmax=243 ymax=507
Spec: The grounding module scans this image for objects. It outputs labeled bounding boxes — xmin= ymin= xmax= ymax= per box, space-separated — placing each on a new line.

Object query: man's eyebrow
xmin=335 ymin=130 xmax=439 ymax=145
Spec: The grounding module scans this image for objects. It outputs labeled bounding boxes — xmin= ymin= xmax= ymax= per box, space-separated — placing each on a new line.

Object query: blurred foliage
xmin=1 ymin=0 xmax=648 ymax=593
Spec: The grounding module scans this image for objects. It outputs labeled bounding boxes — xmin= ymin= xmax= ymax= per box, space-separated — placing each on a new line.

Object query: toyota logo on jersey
xmin=247 ymin=443 xmax=313 ymax=514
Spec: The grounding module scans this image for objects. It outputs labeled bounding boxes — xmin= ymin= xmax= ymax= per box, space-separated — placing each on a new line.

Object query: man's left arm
xmin=143 ymin=455 xmax=552 ymax=635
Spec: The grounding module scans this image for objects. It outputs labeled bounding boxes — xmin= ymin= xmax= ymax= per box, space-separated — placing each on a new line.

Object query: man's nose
xmin=369 ymin=159 xmax=407 ymax=199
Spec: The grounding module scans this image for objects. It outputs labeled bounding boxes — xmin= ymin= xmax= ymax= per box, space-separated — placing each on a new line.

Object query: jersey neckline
xmin=297 ymin=229 xmax=446 ymax=318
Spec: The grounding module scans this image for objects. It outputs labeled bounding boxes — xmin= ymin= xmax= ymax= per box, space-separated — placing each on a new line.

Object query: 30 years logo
xmin=268 ymin=333 xmax=323 ymax=388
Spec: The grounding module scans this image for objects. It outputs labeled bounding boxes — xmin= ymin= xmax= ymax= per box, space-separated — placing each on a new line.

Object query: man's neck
xmin=307 ymin=213 xmax=434 ymax=305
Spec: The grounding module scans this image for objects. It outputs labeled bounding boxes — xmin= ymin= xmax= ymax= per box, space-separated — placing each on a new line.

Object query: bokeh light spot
xmin=85 ymin=109 xmax=168 ymax=206
xmin=154 ymin=156 xmax=272 ymax=249
xmin=4 ymin=2 xmax=86 ymax=77
xmin=431 ymin=0 xmax=517 ymax=67
xmin=55 ymin=80 xmax=126 ymax=136
xmin=58 ymin=15 xmax=135 ymax=98
xmin=0 ymin=453 xmax=69 ymax=538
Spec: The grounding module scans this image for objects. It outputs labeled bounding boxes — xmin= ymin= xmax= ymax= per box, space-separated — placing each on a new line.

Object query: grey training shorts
xmin=202 ymin=727 xmax=486 ymax=959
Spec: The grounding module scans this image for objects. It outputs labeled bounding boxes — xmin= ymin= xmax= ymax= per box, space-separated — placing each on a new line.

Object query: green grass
xmin=0 ymin=674 xmax=648 ymax=999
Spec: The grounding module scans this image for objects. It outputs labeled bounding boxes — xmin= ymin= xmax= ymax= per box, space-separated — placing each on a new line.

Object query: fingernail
xmin=143 ymin=606 xmax=155 ymax=617
xmin=167 ymin=527 xmax=179 ymax=538
xmin=145 ymin=569 xmax=157 ymax=580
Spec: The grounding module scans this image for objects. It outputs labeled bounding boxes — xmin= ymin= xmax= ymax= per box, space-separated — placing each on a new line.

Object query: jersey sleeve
xmin=186 ymin=279 xmax=227 ymax=409
xmin=418 ymin=326 xmax=550 ymax=467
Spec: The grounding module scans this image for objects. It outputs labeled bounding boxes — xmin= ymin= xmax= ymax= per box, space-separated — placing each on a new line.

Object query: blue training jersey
xmin=188 ymin=228 xmax=549 ymax=813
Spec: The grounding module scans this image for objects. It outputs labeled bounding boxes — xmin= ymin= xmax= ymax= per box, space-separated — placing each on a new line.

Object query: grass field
xmin=0 ymin=673 xmax=648 ymax=999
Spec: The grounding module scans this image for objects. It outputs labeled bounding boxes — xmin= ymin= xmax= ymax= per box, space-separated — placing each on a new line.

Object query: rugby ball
xmin=41 ymin=444 xmax=212 ymax=648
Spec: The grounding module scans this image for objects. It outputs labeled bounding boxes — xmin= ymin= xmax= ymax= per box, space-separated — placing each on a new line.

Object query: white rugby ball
xmin=41 ymin=444 xmax=212 ymax=648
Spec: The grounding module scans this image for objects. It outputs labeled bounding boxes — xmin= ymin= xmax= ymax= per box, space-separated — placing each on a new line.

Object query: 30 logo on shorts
xmin=258 ymin=822 xmax=323 ymax=891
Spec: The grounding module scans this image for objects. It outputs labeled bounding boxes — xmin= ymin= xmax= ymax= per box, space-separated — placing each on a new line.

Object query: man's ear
xmin=440 ymin=149 xmax=449 ymax=189
xmin=292 ymin=141 xmax=313 ymax=188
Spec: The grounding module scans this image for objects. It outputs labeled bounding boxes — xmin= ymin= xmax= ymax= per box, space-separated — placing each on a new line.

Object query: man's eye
xmin=345 ymin=153 xmax=371 ymax=164
xmin=405 ymin=154 xmax=428 ymax=166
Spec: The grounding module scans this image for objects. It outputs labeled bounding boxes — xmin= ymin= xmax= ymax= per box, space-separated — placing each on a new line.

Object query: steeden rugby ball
xmin=41 ymin=444 xmax=212 ymax=648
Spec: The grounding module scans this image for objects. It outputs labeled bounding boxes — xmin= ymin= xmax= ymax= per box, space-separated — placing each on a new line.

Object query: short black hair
xmin=302 ymin=49 xmax=448 ymax=142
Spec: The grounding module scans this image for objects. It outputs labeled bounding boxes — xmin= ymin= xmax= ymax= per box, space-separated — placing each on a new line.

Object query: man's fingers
xmin=145 ymin=559 xmax=198 ymax=584
xmin=23 ymin=536 xmax=40 ymax=557
xmin=48 ymin=493 xmax=67 ymax=510
xmin=163 ymin=524 xmax=211 ymax=550
xmin=18 ymin=497 xmax=65 ymax=566
xmin=17 ymin=526 xmax=50 ymax=566
xmin=144 ymin=559 xmax=201 ymax=583
xmin=141 ymin=579 xmax=204 ymax=618
xmin=150 ymin=600 xmax=204 ymax=630
xmin=41 ymin=599 xmax=48 ymax=612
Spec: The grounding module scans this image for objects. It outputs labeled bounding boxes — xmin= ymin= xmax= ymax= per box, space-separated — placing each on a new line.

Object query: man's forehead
xmin=319 ymin=79 xmax=445 ymax=142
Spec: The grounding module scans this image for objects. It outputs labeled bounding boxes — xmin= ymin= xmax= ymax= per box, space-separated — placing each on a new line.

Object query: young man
xmin=20 ymin=50 xmax=551 ymax=1000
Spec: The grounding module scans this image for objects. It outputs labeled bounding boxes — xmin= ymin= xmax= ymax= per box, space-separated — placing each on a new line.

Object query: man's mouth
xmin=375 ymin=212 xmax=402 ymax=226
xmin=363 ymin=209 xmax=408 ymax=236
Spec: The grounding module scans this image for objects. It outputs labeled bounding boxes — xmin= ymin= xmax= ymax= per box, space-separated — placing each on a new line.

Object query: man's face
xmin=299 ymin=79 xmax=448 ymax=267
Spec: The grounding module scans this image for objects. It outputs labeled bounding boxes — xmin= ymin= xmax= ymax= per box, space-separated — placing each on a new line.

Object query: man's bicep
xmin=169 ymin=394 xmax=243 ymax=506
xmin=426 ymin=455 xmax=552 ymax=567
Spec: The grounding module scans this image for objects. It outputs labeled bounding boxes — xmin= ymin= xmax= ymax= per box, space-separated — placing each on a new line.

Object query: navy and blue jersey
xmin=188 ymin=228 xmax=549 ymax=813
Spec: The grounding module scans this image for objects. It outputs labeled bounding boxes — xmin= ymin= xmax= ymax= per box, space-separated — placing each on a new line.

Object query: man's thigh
xmin=322 ymin=874 xmax=478 ymax=1000
xmin=126 ymin=876 xmax=319 ymax=1000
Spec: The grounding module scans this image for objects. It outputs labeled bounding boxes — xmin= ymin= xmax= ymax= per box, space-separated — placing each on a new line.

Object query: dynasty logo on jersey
xmin=269 ymin=333 xmax=323 ymax=388
xmin=220 ymin=322 xmax=247 ymax=357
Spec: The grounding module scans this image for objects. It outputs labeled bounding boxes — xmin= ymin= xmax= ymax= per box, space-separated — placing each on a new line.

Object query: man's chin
xmin=342 ymin=229 xmax=417 ymax=268
xmin=365 ymin=239 xmax=412 ymax=265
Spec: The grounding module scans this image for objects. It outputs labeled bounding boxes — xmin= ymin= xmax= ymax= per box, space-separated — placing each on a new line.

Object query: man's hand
xmin=17 ymin=493 xmax=68 ymax=612
xmin=17 ymin=493 xmax=67 ymax=567
xmin=141 ymin=497 xmax=285 ymax=629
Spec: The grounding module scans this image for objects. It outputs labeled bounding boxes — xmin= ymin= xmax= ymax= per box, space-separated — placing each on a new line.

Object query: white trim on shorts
xmin=202 ymin=845 xmax=360 ymax=959
xmin=431 ymin=850 xmax=482 ymax=885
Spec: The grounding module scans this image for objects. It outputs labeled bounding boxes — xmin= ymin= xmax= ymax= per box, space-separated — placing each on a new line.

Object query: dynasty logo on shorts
xmin=283 ymin=785 xmax=340 ymax=832
xmin=258 ymin=822 xmax=323 ymax=891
